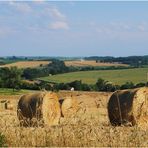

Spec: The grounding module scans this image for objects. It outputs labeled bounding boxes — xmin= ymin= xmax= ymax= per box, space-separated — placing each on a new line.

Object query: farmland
xmin=39 ymin=67 xmax=148 ymax=85
xmin=0 ymin=61 xmax=51 ymax=69
xmin=0 ymin=88 xmax=36 ymax=95
xmin=0 ymin=90 xmax=148 ymax=147
xmin=0 ymin=60 xmax=128 ymax=69
xmin=65 ymin=60 xmax=129 ymax=67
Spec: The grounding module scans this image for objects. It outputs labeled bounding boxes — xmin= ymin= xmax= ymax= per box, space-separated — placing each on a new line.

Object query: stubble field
xmin=65 ymin=60 xmax=129 ymax=67
xmin=0 ymin=90 xmax=148 ymax=147
xmin=0 ymin=61 xmax=51 ymax=69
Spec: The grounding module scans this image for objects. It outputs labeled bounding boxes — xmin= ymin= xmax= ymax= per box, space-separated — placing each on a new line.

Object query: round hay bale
xmin=17 ymin=92 xmax=61 ymax=127
xmin=42 ymin=92 xmax=61 ymax=126
xmin=108 ymin=87 xmax=148 ymax=127
xmin=0 ymin=100 xmax=8 ymax=110
xmin=61 ymin=96 xmax=79 ymax=118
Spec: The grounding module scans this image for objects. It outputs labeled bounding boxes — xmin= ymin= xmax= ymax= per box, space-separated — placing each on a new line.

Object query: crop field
xmin=0 ymin=88 xmax=37 ymax=96
xmin=0 ymin=60 xmax=128 ymax=69
xmin=0 ymin=61 xmax=51 ymax=69
xmin=0 ymin=90 xmax=148 ymax=147
xmin=65 ymin=60 xmax=129 ymax=67
xmin=39 ymin=67 xmax=148 ymax=85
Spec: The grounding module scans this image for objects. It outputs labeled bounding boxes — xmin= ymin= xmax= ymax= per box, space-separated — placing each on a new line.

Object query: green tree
xmin=120 ymin=81 xmax=135 ymax=89
xmin=0 ymin=67 xmax=22 ymax=91
xmin=69 ymin=80 xmax=82 ymax=90
xmin=95 ymin=78 xmax=107 ymax=91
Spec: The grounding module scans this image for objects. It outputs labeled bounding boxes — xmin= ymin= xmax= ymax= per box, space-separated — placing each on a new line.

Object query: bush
xmin=135 ymin=82 xmax=146 ymax=88
xmin=103 ymin=82 xmax=115 ymax=92
xmin=20 ymin=81 xmax=40 ymax=90
xmin=68 ymin=80 xmax=82 ymax=90
xmin=81 ymin=83 xmax=91 ymax=91
xmin=95 ymin=78 xmax=107 ymax=91
xmin=120 ymin=82 xmax=135 ymax=89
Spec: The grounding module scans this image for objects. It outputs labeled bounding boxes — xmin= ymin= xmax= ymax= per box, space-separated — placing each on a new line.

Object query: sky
xmin=0 ymin=1 xmax=148 ymax=57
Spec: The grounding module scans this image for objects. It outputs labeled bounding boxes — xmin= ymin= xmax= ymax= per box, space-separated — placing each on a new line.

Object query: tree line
xmin=0 ymin=66 xmax=147 ymax=92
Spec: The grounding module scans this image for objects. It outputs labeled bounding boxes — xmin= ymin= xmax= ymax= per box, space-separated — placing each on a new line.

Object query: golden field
xmin=0 ymin=91 xmax=148 ymax=147
xmin=0 ymin=60 xmax=128 ymax=69
xmin=65 ymin=60 xmax=129 ymax=67
xmin=0 ymin=61 xmax=51 ymax=69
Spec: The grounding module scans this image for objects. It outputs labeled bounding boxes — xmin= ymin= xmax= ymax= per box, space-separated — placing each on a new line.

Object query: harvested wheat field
xmin=0 ymin=61 xmax=51 ymax=68
xmin=0 ymin=90 xmax=148 ymax=147
xmin=65 ymin=60 xmax=129 ymax=67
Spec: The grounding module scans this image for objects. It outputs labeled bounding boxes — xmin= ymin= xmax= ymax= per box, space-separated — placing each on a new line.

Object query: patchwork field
xmin=0 ymin=61 xmax=51 ymax=68
xmin=0 ymin=90 xmax=148 ymax=147
xmin=65 ymin=60 xmax=129 ymax=67
xmin=39 ymin=67 xmax=148 ymax=85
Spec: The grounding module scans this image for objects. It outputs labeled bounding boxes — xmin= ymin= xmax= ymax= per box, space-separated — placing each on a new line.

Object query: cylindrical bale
xmin=42 ymin=92 xmax=61 ymax=126
xmin=17 ymin=92 xmax=61 ymax=127
xmin=0 ymin=100 xmax=8 ymax=110
xmin=61 ymin=96 xmax=79 ymax=118
xmin=108 ymin=87 xmax=148 ymax=127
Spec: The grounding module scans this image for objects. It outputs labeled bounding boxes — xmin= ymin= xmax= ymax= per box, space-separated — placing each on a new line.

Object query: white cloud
xmin=9 ymin=1 xmax=32 ymax=14
xmin=7 ymin=1 xmax=69 ymax=31
xmin=49 ymin=21 xmax=69 ymax=30
xmin=44 ymin=7 xmax=66 ymax=21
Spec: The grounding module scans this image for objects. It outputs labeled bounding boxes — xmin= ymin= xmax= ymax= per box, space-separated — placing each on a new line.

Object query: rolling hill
xmin=38 ymin=67 xmax=148 ymax=85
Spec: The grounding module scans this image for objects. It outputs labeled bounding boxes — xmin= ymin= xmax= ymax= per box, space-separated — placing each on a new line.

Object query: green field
xmin=39 ymin=68 xmax=148 ymax=85
xmin=0 ymin=88 xmax=36 ymax=95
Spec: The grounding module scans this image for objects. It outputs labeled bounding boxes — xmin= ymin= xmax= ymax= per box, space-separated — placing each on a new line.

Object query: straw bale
xmin=17 ymin=92 xmax=61 ymax=126
xmin=61 ymin=96 xmax=79 ymax=118
xmin=108 ymin=87 xmax=148 ymax=127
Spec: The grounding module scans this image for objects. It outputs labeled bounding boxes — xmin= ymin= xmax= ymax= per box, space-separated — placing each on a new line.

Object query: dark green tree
xmin=95 ymin=78 xmax=107 ymax=91
xmin=0 ymin=67 xmax=22 ymax=91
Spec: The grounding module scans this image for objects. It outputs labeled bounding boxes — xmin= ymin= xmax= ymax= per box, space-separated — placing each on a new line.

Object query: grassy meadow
xmin=0 ymin=88 xmax=36 ymax=95
xmin=39 ymin=67 xmax=148 ymax=85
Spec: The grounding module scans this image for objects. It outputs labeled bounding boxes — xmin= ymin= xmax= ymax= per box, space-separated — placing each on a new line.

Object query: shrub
xmin=95 ymin=78 xmax=107 ymax=91
xmin=120 ymin=82 xmax=135 ymax=89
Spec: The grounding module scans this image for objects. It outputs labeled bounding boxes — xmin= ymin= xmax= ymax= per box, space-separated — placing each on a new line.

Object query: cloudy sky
xmin=0 ymin=1 xmax=148 ymax=57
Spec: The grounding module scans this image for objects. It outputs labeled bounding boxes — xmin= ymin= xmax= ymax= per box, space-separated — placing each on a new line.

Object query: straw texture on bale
xmin=61 ymin=96 xmax=79 ymax=118
xmin=108 ymin=87 xmax=148 ymax=127
xmin=17 ymin=92 xmax=61 ymax=126
xmin=42 ymin=92 xmax=61 ymax=126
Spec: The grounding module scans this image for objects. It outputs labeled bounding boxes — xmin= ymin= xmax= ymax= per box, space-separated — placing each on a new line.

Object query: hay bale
xmin=0 ymin=100 xmax=8 ymax=110
xmin=17 ymin=92 xmax=61 ymax=127
xmin=108 ymin=87 xmax=148 ymax=127
xmin=61 ymin=96 xmax=79 ymax=118
xmin=42 ymin=92 xmax=61 ymax=126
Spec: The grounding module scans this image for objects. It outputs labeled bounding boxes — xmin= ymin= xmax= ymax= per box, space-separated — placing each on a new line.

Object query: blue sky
xmin=0 ymin=1 xmax=148 ymax=57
